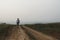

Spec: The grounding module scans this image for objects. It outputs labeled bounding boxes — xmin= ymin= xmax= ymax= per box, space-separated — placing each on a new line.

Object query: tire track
xmin=2 ymin=26 xmax=30 ymax=40
xmin=0 ymin=26 xmax=58 ymax=40
xmin=22 ymin=26 xmax=58 ymax=40
xmin=4 ymin=26 xmax=24 ymax=40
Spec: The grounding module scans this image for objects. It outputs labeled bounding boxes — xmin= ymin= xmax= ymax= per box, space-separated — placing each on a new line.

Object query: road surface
xmin=22 ymin=26 xmax=58 ymax=40
xmin=0 ymin=26 xmax=58 ymax=40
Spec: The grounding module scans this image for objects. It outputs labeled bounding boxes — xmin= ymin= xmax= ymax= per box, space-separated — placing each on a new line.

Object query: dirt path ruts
xmin=20 ymin=27 xmax=31 ymax=40
xmin=0 ymin=26 xmax=58 ymax=40
xmin=4 ymin=26 xmax=25 ymax=40
xmin=22 ymin=26 xmax=58 ymax=40
xmin=3 ymin=26 xmax=30 ymax=40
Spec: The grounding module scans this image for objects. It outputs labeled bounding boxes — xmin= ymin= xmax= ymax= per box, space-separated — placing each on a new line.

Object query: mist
xmin=0 ymin=0 xmax=60 ymax=24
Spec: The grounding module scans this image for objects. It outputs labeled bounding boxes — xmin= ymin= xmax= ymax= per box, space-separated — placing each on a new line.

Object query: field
xmin=24 ymin=23 xmax=60 ymax=39
xmin=0 ymin=22 xmax=60 ymax=40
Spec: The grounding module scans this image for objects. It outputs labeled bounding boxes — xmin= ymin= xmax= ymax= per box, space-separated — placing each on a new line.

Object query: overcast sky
xmin=0 ymin=0 xmax=60 ymax=24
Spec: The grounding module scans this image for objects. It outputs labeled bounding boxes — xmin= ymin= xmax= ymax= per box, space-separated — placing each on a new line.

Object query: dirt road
xmin=0 ymin=26 xmax=58 ymax=40
xmin=4 ymin=26 xmax=25 ymax=40
xmin=22 ymin=26 xmax=58 ymax=40
xmin=0 ymin=26 xmax=30 ymax=40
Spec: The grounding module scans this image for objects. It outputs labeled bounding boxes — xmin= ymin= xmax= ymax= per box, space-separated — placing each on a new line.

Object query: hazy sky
xmin=0 ymin=0 xmax=60 ymax=24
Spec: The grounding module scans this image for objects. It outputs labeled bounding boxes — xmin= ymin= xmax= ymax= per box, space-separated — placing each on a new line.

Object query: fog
xmin=0 ymin=0 xmax=60 ymax=24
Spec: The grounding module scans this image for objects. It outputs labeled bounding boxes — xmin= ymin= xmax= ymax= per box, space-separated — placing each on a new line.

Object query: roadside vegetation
xmin=0 ymin=23 xmax=15 ymax=30
xmin=24 ymin=22 xmax=60 ymax=39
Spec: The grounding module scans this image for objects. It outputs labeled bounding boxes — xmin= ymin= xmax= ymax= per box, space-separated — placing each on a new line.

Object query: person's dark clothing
xmin=16 ymin=18 xmax=20 ymax=26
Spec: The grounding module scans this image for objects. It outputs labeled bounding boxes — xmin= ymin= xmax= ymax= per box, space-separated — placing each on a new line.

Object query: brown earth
xmin=0 ymin=26 xmax=58 ymax=40
xmin=22 ymin=26 xmax=58 ymax=40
